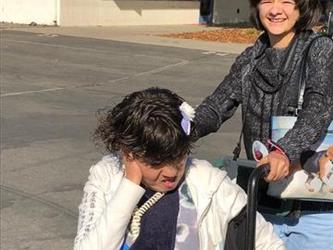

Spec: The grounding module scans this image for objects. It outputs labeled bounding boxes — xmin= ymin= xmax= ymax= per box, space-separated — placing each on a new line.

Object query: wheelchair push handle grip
xmin=250 ymin=164 xmax=270 ymax=183
xmin=246 ymin=164 xmax=270 ymax=250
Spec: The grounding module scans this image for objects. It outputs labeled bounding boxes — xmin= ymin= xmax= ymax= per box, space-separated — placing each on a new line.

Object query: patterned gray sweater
xmin=194 ymin=31 xmax=333 ymax=162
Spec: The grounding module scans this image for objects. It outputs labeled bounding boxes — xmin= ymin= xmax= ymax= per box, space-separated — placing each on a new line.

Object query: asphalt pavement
xmin=1 ymin=25 xmax=248 ymax=250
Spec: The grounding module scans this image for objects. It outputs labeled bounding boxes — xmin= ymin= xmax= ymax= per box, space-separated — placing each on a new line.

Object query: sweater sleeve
xmin=277 ymin=37 xmax=333 ymax=162
xmin=74 ymin=163 xmax=145 ymax=250
xmin=193 ymin=47 xmax=252 ymax=139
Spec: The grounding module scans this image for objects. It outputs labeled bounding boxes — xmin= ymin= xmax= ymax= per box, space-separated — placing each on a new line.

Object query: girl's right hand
xmin=258 ymin=151 xmax=290 ymax=182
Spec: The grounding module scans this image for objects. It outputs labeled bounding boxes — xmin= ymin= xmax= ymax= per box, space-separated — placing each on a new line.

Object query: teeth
xmin=269 ymin=19 xmax=284 ymax=22
xmin=163 ymin=178 xmax=176 ymax=182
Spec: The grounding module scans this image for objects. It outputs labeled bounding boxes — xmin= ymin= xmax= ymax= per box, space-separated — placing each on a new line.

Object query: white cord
xmin=129 ymin=191 xmax=165 ymax=239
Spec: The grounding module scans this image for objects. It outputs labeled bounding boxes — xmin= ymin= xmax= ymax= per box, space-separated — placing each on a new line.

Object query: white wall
xmin=0 ymin=0 xmax=199 ymax=26
xmin=212 ymin=0 xmax=250 ymax=24
xmin=0 ymin=0 xmax=58 ymax=25
xmin=59 ymin=0 xmax=199 ymax=26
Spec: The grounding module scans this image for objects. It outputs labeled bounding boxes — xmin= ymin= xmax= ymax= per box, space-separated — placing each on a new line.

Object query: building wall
xmin=0 ymin=0 xmax=59 ymax=25
xmin=212 ymin=0 xmax=250 ymax=24
xmin=59 ymin=0 xmax=199 ymax=26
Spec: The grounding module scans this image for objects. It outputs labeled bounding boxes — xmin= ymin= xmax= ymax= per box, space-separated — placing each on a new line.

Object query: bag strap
xmin=294 ymin=45 xmax=308 ymax=115
xmin=327 ymin=9 xmax=333 ymax=38
xmin=291 ymin=34 xmax=327 ymax=116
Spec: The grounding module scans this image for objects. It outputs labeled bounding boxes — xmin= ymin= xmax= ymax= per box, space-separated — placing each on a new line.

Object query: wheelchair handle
xmin=246 ymin=164 xmax=270 ymax=250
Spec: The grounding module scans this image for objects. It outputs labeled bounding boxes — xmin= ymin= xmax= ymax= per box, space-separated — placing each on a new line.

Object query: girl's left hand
xmin=123 ymin=155 xmax=143 ymax=185
xmin=258 ymin=151 xmax=290 ymax=182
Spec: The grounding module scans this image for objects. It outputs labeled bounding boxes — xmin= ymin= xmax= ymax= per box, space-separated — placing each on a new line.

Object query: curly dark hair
xmin=94 ymin=88 xmax=195 ymax=166
xmin=249 ymin=0 xmax=322 ymax=33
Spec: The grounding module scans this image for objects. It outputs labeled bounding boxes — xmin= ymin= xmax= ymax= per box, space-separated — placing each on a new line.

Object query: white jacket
xmin=74 ymin=155 xmax=285 ymax=250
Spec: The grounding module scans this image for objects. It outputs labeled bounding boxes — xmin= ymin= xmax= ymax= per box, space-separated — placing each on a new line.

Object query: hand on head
xmin=123 ymin=155 xmax=143 ymax=185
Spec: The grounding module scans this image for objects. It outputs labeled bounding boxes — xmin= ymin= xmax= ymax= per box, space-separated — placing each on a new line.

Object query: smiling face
xmin=258 ymin=0 xmax=300 ymax=47
xmin=127 ymin=157 xmax=187 ymax=193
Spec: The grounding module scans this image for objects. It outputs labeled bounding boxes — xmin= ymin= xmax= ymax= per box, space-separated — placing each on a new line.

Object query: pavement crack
xmin=1 ymin=59 xmax=191 ymax=97
xmin=1 ymin=184 xmax=78 ymax=218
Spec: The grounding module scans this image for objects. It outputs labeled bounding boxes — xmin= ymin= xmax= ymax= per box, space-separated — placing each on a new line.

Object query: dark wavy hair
xmin=94 ymin=88 xmax=195 ymax=166
xmin=249 ymin=0 xmax=322 ymax=33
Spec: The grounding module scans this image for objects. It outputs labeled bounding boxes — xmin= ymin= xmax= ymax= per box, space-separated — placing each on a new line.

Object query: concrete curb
xmin=3 ymin=24 xmax=252 ymax=54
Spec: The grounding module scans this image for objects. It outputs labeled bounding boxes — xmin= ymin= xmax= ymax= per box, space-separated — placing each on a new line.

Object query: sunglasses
xmin=252 ymin=140 xmax=268 ymax=162
xmin=252 ymin=139 xmax=287 ymax=162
